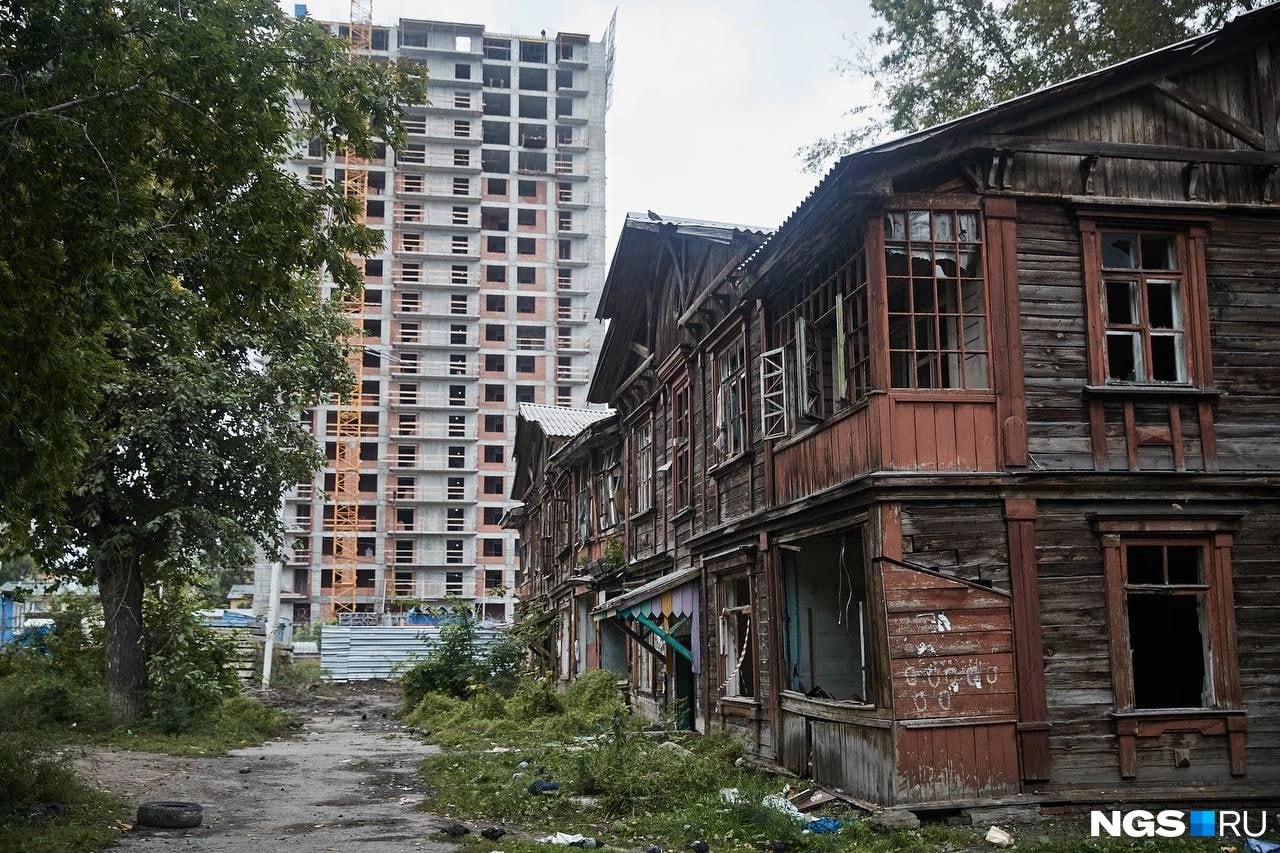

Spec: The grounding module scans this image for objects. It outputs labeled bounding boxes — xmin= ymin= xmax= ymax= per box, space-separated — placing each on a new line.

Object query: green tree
xmin=798 ymin=0 xmax=1258 ymax=172
xmin=1 ymin=0 xmax=425 ymax=721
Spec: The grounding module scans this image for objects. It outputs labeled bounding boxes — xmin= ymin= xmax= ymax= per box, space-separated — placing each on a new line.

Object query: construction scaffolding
xmin=329 ymin=0 xmax=375 ymax=617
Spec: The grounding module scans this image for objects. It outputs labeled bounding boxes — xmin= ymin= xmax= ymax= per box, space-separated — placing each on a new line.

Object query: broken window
xmin=632 ymin=416 xmax=653 ymax=514
xmin=595 ymin=447 xmax=620 ymax=530
xmin=575 ymin=466 xmax=592 ymax=543
xmin=890 ymin=208 xmax=988 ymax=389
xmin=670 ymin=378 xmax=691 ymax=512
xmin=780 ymin=532 xmax=870 ymax=702
xmin=1099 ymin=231 xmax=1187 ymax=384
xmin=719 ymin=574 xmax=755 ymax=698
xmin=885 ymin=208 xmax=989 ymax=389
xmin=1123 ymin=540 xmax=1211 ymax=708
xmin=714 ymin=338 xmax=748 ymax=459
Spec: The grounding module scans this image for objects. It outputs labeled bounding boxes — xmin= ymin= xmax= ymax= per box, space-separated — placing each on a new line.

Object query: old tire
xmin=136 ymin=801 xmax=204 ymax=829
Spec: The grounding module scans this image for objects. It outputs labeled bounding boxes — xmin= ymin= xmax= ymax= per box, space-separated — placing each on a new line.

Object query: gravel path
xmin=77 ymin=684 xmax=458 ymax=852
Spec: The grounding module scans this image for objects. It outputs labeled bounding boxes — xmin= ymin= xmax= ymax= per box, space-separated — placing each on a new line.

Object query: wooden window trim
xmin=1093 ymin=513 xmax=1245 ymax=778
xmin=712 ymin=331 xmax=750 ymax=463
xmin=1079 ymin=217 xmax=1213 ymax=388
xmin=716 ymin=569 xmax=758 ymax=703
xmin=669 ymin=375 xmax=692 ymax=513
xmin=878 ymin=198 xmax=993 ymax=394
xmin=629 ymin=412 xmax=654 ymax=519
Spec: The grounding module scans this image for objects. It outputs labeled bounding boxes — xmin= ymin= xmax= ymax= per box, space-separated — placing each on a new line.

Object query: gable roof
xmin=738 ymin=1 xmax=1280 ymax=293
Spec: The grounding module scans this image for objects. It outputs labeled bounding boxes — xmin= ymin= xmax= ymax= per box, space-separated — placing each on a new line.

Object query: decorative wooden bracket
xmin=987 ymin=149 xmax=1015 ymax=190
xmin=1080 ymin=154 xmax=1100 ymax=195
xmin=1259 ymin=164 xmax=1278 ymax=204
xmin=1183 ymin=161 xmax=1202 ymax=201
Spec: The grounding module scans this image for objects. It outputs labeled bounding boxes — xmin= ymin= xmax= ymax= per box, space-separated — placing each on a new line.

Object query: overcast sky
xmin=290 ymin=0 xmax=877 ymax=253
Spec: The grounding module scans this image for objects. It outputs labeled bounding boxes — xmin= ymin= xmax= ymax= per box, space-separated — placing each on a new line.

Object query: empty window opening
xmin=720 ymin=575 xmax=755 ymax=698
xmin=780 ymin=532 xmax=870 ymax=702
xmin=1124 ymin=541 xmax=1210 ymax=709
xmin=519 ymin=41 xmax=547 ymax=63
xmin=518 ymin=95 xmax=548 ymax=119
xmin=519 ymin=67 xmax=547 ymax=91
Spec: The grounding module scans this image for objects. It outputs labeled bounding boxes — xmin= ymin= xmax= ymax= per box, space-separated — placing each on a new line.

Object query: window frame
xmin=713 ymin=332 xmax=749 ymax=463
xmin=883 ymin=205 xmax=991 ymax=391
xmin=718 ymin=571 xmax=757 ymax=700
xmin=1094 ymin=514 xmax=1245 ymax=777
xmin=670 ymin=375 xmax=692 ymax=513
xmin=1080 ymin=217 xmax=1212 ymax=389
xmin=630 ymin=413 xmax=654 ymax=517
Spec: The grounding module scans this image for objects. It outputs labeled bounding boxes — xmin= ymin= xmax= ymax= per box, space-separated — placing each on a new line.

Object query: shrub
xmin=144 ymin=589 xmax=242 ymax=733
xmin=271 ymin=658 xmax=326 ymax=688
xmin=0 ymin=732 xmax=81 ymax=809
xmin=508 ymin=674 xmax=563 ymax=718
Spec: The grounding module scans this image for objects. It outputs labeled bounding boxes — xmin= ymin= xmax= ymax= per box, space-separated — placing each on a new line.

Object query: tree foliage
xmin=0 ymin=0 xmax=422 ymax=524
xmin=0 ymin=0 xmax=426 ymax=720
xmin=798 ymin=0 xmax=1259 ymax=172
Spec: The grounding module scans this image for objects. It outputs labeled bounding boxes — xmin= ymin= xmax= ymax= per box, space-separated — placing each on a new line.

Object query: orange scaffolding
xmin=329 ymin=0 xmax=375 ymax=617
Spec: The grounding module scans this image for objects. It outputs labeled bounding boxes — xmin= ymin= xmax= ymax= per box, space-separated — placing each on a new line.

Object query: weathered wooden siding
xmin=1013 ymin=53 xmax=1277 ymax=205
xmin=895 ymin=722 xmax=1020 ymax=802
xmin=1205 ymin=216 xmax=1280 ymax=471
xmin=772 ymin=406 xmax=874 ymax=505
xmin=889 ymin=399 xmax=1000 ymax=472
xmin=1035 ymin=503 xmax=1280 ymax=787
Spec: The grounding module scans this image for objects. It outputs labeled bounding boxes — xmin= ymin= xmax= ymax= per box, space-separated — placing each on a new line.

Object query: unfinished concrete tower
xmin=271 ymin=17 xmax=611 ymax=626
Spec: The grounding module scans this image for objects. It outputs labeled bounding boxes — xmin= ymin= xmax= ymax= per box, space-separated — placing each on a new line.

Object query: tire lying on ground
xmin=136 ymin=801 xmax=204 ymax=829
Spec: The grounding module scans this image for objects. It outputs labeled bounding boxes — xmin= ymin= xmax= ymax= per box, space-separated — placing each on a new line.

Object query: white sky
xmin=289 ymin=0 xmax=878 ymax=254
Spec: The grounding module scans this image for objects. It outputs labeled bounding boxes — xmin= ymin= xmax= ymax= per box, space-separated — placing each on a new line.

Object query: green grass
xmin=0 ymin=789 xmax=128 ymax=853
xmin=0 ymin=732 xmax=128 ymax=853
xmin=411 ymin=674 xmax=1233 ymax=853
xmin=90 ymin=695 xmax=290 ymax=757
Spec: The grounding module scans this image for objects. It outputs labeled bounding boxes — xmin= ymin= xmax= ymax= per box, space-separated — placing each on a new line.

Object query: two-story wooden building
xmin=510 ymin=8 xmax=1280 ymax=810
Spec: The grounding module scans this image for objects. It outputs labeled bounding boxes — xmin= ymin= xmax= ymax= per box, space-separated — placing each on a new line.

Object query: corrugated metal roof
xmin=736 ymin=2 xmax=1280 ymax=283
xmin=518 ymin=403 xmax=615 ymax=437
xmin=624 ymin=210 xmax=773 ymax=238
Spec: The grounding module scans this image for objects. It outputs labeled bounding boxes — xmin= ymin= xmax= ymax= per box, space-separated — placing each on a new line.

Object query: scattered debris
xmin=645 ymin=846 xmax=663 ymax=853
xmin=238 ymin=767 xmax=251 ymax=774
xmin=136 ymin=801 xmax=204 ymax=830
xmin=761 ymin=794 xmax=807 ymax=822
xmin=718 ymin=788 xmax=743 ymax=804
xmin=439 ymin=821 xmax=471 ymax=837
xmin=657 ymin=740 xmax=694 ymax=757
xmin=869 ymin=809 xmax=920 ymax=831
xmin=688 ymin=841 xmax=710 ymax=853
xmin=806 ymin=818 xmax=843 ymax=834
xmin=527 ymin=780 xmax=561 ymax=795
xmin=985 ymin=826 xmax=1015 ymax=848
xmin=537 ymin=832 xmax=603 ymax=847
xmin=481 ymin=827 xmax=507 ymax=840
xmin=788 ymin=788 xmax=837 ymax=812
xmin=1246 ymin=841 xmax=1280 ymax=853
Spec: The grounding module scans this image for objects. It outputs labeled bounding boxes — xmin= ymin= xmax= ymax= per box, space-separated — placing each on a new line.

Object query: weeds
xmin=416 ymin=674 xmax=1230 ymax=853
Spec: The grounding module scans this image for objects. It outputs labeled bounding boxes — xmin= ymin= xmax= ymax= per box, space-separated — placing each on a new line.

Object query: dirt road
xmin=77 ymin=685 xmax=458 ymax=852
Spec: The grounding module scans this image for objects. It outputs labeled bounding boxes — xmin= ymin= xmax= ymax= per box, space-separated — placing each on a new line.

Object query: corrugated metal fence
xmin=320 ymin=625 xmax=503 ymax=680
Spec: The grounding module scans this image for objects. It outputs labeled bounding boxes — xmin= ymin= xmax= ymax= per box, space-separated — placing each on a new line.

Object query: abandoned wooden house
xmin=509 ymin=6 xmax=1280 ymax=810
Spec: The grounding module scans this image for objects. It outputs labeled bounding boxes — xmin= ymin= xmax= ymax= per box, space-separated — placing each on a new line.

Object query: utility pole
xmin=261 ymin=560 xmax=283 ymax=690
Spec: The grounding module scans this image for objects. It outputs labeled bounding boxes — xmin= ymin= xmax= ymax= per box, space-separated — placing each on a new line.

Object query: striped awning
xmin=593 ymin=566 xmax=700 ymax=620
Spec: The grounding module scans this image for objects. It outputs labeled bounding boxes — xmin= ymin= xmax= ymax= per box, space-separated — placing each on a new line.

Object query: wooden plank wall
xmin=1015 ymin=55 xmax=1267 ymax=204
xmin=895 ymin=723 xmax=1020 ymax=802
xmin=1204 ymin=215 xmax=1280 ymax=471
xmin=1035 ymin=504 xmax=1280 ymax=786
xmin=889 ymin=399 xmax=1000 ymax=472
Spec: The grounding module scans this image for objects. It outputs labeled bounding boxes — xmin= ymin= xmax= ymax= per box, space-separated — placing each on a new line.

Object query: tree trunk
xmin=95 ymin=552 xmax=147 ymax=723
